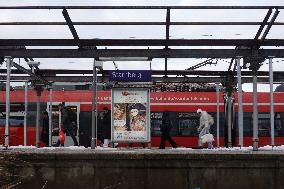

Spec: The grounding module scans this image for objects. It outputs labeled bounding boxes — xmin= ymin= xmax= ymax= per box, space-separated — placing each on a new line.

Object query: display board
xmin=111 ymin=88 xmax=150 ymax=142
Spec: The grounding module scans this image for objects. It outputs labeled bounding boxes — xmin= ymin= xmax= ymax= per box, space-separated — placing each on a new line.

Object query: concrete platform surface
xmin=1 ymin=146 xmax=284 ymax=189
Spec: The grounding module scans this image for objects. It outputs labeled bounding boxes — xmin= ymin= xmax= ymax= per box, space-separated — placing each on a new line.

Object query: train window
xmin=50 ymin=105 xmax=78 ymax=137
xmin=0 ymin=118 xmax=5 ymax=126
xmin=241 ymin=113 xmax=253 ymax=137
xmin=150 ymin=112 xmax=162 ymax=136
xmin=275 ymin=113 xmax=284 ymax=136
xmin=178 ymin=119 xmax=199 ymax=136
xmin=151 ymin=111 xmax=226 ymax=137
xmin=178 ymin=112 xmax=199 ymax=136
xmin=65 ymin=106 xmax=78 ymax=136
xmin=151 ymin=119 xmax=162 ymax=136
xmin=50 ymin=105 xmax=60 ymax=136
xmin=11 ymin=117 xmax=24 ymax=127
xmin=150 ymin=112 xmax=179 ymax=136
xmin=0 ymin=103 xmax=25 ymax=112
xmin=238 ymin=113 xmax=284 ymax=137
xmin=258 ymin=120 xmax=270 ymax=137
xmin=243 ymin=118 xmax=252 ymax=136
xmin=170 ymin=113 xmax=179 ymax=136
xmin=205 ymin=112 xmax=224 ymax=137
xmin=0 ymin=117 xmax=24 ymax=127
xmin=258 ymin=113 xmax=284 ymax=137
xmin=258 ymin=113 xmax=271 ymax=136
xmin=1 ymin=103 xmax=26 ymax=128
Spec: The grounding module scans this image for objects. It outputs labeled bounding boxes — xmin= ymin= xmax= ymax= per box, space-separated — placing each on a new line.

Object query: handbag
xmin=59 ymin=128 xmax=65 ymax=145
xmin=201 ymin=133 xmax=214 ymax=143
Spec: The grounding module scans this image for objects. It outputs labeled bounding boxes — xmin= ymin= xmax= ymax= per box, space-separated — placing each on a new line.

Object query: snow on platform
xmin=1 ymin=145 xmax=284 ymax=155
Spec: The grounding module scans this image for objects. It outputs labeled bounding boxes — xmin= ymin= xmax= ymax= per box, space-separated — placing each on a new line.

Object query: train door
xmin=47 ymin=102 xmax=80 ymax=147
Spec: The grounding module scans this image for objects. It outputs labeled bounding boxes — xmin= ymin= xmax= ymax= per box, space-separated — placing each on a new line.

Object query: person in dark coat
xmin=102 ymin=107 xmax=111 ymax=147
xmin=97 ymin=111 xmax=105 ymax=145
xmin=159 ymin=111 xmax=177 ymax=149
xmin=41 ymin=111 xmax=49 ymax=147
xmin=54 ymin=103 xmax=78 ymax=146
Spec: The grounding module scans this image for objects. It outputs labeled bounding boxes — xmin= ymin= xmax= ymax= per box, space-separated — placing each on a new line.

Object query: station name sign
xmin=108 ymin=70 xmax=151 ymax=82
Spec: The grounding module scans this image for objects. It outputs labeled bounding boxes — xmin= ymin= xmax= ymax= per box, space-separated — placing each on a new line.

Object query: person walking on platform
xmin=41 ymin=111 xmax=49 ymax=147
xmin=159 ymin=111 xmax=177 ymax=149
xmin=97 ymin=111 xmax=105 ymax=146
xmin=102 ymin=107 xmax=111 ymax=147
xmin=197 ymin=108 xmax=214 ymax=149
xmin=54 ymin=103 xmax=78 ymax=147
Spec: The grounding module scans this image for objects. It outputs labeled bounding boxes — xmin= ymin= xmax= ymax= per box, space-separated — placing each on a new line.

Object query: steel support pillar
xmin=216 ymin=82 xmax=220 ymax=147
xmin=252 ymin=74 xmax=259 ymax=151
xmin=5 ymin=56 xmax=12 ymax=147
xmin=269 ymin=56 xmax=275 ymax=146
xmin=48 ymin=87 xmax=53 ymax=147
xmin=91 ymin=60 xmax=98 ymax=149
xmin=35 ymin=87 xmax=42 ymax=148
xmin=24 ymin=81 xmax=28 ymax=146
xmin=236 ymin=57 xmax=243 ymax=147
xmin=227 ymin=96 xmax=233 ymax=148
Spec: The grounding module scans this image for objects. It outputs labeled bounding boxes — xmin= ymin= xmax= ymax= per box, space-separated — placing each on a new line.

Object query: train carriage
xmin=0 ymin=90 xmax=284 ymax=147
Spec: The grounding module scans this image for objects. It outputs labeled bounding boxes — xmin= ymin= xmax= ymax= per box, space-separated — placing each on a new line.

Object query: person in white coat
xmin=197 ymin=108 xmax=214 ymax=149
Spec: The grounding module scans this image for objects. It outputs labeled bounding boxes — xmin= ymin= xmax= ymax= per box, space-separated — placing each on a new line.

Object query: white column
xmin=24 ymin=81 xmax=28 ymax=146
xmin=91 ymin=60 xmax=97 ymax=149
xmin=269 ymin=57 xmax=275 ymax=146
xmin=5 ymin=56 xmax=12 ymax=147
xmin=252 ymin=74 xmax=258 ymax=151
xmin=236 ymin=57 xmax=243 ymax=147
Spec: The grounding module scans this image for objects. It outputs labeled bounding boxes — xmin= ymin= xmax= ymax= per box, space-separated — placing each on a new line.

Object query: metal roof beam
xmin=62 ymin=8 xmax=82 ymax=49
xmin=254 ymin=8 xmax=273 ymax=40
xmin=1 ymin=22 xmax=284 ymax=25
xmin=228 ymin=8 xmax=273 ymax=71
xmin=11 ymin=62 xmax=51 ymax=86
xmin=261 ymin=9 xmax=280 ymax=41
xmin=165 ymin=8 xmax=170 ymax=49
xmin=1 ymin=39 xmax=284 ymax=46
xmin=186 ymin=58 xmax=216 ymax=70
xmin=1 ymin=69 xmax=284 ymax=77
xmin=1 ymin=75 xmax=284 ymax=84
xmin=0 ymin=6 xmax=284 ymax=9
xmin=1 ymin=49 xmax=284 ymax=58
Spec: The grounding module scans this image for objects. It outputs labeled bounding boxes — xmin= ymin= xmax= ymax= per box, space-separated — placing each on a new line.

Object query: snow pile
xmin=263 ymin=145 xmax=284 ymax=151
xmin=171 ymin=147 xmax=193 ymax=150
xmin=214 ymin=146 xmax=253 ymax=151
xmin=95 ymin=146 xmax=118 ymax=150
xmin=66 ymin=146 xmax=86 ymax=150
xmin=9 ymin=145 xmax=36 ymax=149
xmin=3 ymin=145 xmax=284 ymax=152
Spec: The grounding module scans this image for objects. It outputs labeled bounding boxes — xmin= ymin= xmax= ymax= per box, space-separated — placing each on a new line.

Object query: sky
xmin=0 ymin=0 xmax=284 ymax=91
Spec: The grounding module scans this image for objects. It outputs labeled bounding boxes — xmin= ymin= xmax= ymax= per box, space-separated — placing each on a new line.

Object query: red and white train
xmin=0 ymin=90 xmax=284 ymax=147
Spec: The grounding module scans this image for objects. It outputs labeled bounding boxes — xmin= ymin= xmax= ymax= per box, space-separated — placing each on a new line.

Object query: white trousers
xmin=103 ymin=139 xmax=110 ymax=147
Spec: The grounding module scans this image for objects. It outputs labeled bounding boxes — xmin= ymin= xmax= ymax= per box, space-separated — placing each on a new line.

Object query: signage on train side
xmin=108 ymin=70 xmax=151 ymax=82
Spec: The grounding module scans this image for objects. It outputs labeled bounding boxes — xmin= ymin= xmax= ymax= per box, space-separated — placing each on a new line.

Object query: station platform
xmin=1 ymin=146 xmax=284 ymax=189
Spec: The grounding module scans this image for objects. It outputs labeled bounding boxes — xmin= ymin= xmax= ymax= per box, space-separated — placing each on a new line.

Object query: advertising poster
xmin=111 ymin=88 xmax=150 ymax=142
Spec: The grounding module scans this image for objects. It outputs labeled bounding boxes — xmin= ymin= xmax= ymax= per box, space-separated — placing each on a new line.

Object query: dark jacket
xmin=41 ymin=116 xmax=49 ymax=145
xmin=102 ymin=111 xmax=111 ymax=139
xmin=61 ymin=107 xmax=72 ymax=130
xmin=161 ymin=112 xmax=172 ymax=133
